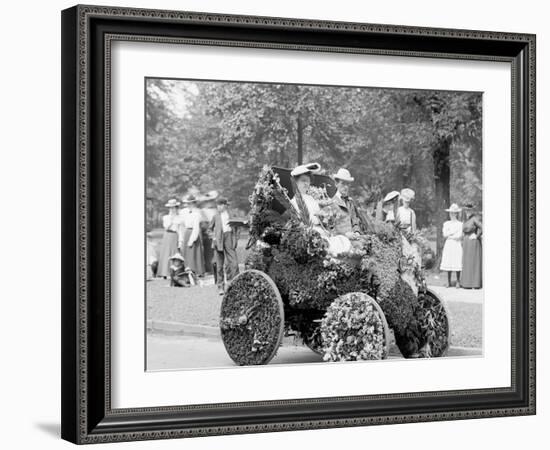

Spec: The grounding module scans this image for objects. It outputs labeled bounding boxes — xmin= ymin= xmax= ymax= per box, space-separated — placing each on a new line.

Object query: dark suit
xmin=332 ymin=191 xmax=371 ymax=234
xmin=209 ymin=212 xmax=240 ymax=289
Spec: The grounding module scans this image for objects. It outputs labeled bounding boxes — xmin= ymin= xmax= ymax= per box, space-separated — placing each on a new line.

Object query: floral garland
xmin=279 ymin=219 xmax=328 ymax=263
xmin=266 ymin=249 xmax=334 ymax=309
xmin=244 ymin=241 xmax=272 ymax=273
xmin=306 ymin=185 xmax=345 ymax=231
xmin=247 ymin=165 xmax=291 ymax=246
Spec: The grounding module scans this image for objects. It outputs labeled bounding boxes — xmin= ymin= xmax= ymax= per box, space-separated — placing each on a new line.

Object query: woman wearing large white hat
xmin=289 ymin=163 xmax=323 ymax=226
xmin=289 ymin=163 xmax=351 ymax=256
xmin=440 ymin=203 xmax=463 ymax=288
xmin=178 ymin=194 xmax=205 ymax=277
xmin=157 ymin=199 xmax=181 ymax=278
xmin=376 ymin=190 xmax=400 ymax=224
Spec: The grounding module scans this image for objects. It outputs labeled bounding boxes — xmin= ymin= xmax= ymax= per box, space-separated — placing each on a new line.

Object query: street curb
xmin=447 ymin=346 xmax=483 ymax=356
xmin=146 ymin=320 xmax=483 ymax=355
xmin=147 ymin=320 xmax=220 ymax=338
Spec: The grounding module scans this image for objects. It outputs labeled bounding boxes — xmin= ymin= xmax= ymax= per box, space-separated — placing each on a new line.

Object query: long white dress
xmin=290 ymin=193 xmax=322 ymax=225
xmin=440 ymin=219 xmax=463 ymax=271
xmin=397 ymin=206 xmax=416 ymax=233
xmin=290 ymin=194 xmax=351 ymax=256
xmin=178 ymin=208 xmax=205 ymax=275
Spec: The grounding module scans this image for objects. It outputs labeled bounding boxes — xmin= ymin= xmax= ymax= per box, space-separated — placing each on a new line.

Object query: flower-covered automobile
xmin=219 ymin=166 xmax=450 ymax=365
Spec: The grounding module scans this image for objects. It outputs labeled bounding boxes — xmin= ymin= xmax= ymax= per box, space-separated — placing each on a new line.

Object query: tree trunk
xmin=403 ymin=147 xmax=413 ymax=187
xmin=277 ymin=147 xmax=284 ymax=167
xmin=297 ymin=116 xmax=303 ymax=165
xmin=433 ymin=138 xmax=451 ymax=266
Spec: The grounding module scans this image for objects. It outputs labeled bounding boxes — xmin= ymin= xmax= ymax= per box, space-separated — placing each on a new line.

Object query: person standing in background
xmin=377 ymin=191 xmax=400 ymax=225
xmin=157 ymin=199 xmax=180 ymax=278
xmin=178 ymin=195 xmax=205 ymax=277
xmin=461 ymin=203 xmax=483 ymax=289
xmin=440 ymin=203 xmax=463 ymax=288
xmin=396 ymin=188 xmax=420 ymax=284
xmin=199 ymin=190 xmax=219 ymax=276
xmin=397 ymin=188 xmax=417 ymax=234
xmin=210 ymin=197 xmax=240 ymax=295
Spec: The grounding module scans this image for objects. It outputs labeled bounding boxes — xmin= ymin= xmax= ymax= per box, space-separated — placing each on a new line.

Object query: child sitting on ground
xmin=169 ymin=253 xmax=197 ymax=287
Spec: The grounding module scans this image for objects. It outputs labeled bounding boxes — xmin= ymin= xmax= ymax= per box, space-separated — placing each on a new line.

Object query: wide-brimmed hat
xmin=181 ymin=194 xmax=198 ymax=204
xmin=290 ymin=162 xmax=321 ymax=177
xmin=463 ymin=202 xmax=475 ymax=209
xmin=400 ymin=188 xmax=415 ymax=202
xmin=333 ymin=168 xmax=354 ymax=182
xmin=445 ymin=203 xmax=462 ymax=213
xmin=216 ymin=196 xmax=229 ymax=205
xmin=383 ymin=191 xmax=400 ymax=203
xmin=164 ymin=198 xmax=180 ymax=208
xmin=169 ymin=253 xmax=185 ymax=262
xmin=200 ymin=190 xmax=219 ymax=202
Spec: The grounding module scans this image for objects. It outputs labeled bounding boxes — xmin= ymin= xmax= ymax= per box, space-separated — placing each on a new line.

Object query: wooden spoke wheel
xmin=415 ymin=289 xmax=451 ymax=357
xmin=320 ymin=292 xmax=391 ymax=361
xmin=220 ymin=270 xmax=284 ymax=366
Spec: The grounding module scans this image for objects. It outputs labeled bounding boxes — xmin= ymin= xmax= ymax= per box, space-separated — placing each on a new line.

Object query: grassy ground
xmin=147 ymin=278 xmax=222 ymax=328
xmin=146 ymin=278 xmax=482 ymax=348
xmin=446 ymin=302 xmax=482 ymax=347
xmin=424 ymin=270 xmax=457 ymax=287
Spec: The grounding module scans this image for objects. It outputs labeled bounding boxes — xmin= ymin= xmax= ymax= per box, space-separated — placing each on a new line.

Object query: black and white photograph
xmin=145 ymin=77 xmax=483 ymax=370
xmin=54 ymin=2 xmax=538 ymax=445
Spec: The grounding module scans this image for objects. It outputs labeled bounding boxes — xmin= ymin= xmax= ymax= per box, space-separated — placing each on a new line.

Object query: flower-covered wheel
xmin=320 ymin=292 xmax=391 ymax=361
xmin=414 ymin=289 xmax=451 ymax=357
xmin=220 ymin=270 xmax=284 ymax=365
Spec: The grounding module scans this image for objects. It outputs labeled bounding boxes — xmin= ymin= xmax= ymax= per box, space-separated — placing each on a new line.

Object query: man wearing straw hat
xmin=199 ymin=190 xmax=219 ymax=276
xmin=331 ymin=168 xmax=371 ymax=235
xmin=209 ymin=196 xmax=240 ymax=295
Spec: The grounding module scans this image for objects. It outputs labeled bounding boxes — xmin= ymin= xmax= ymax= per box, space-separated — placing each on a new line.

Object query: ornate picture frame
xmin=61 ymin=4 xmax=535 ymax=444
